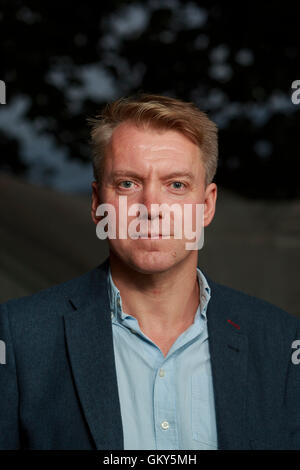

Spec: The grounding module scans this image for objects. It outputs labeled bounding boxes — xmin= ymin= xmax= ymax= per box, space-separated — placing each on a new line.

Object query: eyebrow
xmin=111 ymin=170 xmax=195 ymax=180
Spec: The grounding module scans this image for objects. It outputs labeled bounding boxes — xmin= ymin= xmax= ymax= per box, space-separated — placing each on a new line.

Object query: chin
xmin=127 ymin=245 xmax=187 ymax=274
xmin=109 ymin=239 xmax=193 ymax=274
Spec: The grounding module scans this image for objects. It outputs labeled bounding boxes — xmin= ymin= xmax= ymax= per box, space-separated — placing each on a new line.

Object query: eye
xmin=170 ymin=181 xmax=186 ymax=190
xmin=118 ymin=180 xmax=134 ymax=189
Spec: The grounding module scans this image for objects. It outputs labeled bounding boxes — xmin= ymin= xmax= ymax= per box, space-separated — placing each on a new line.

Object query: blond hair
xmin=88 ymin=94 xmax=218 ymax=186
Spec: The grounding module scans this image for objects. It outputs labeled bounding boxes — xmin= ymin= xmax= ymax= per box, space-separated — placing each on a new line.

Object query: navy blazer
xmin=0 ymin=257 xmax=300 ymax=450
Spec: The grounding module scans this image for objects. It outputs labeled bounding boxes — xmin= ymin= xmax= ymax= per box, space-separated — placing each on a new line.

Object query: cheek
xmin=168 ymin=199 xmax=204 ymax=231
xmin=187 ymin=204 xmax=205 ymax=233
xmin=171 ymin=201 xmax=203 ymax=237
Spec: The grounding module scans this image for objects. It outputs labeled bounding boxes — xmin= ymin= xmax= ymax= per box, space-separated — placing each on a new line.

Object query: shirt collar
xmin=107 ymin=265 xmax=211 ymax=323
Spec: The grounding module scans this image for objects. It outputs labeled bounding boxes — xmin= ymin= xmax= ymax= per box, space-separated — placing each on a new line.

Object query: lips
xmin=138 ymin=233 xmax=171 ymax=238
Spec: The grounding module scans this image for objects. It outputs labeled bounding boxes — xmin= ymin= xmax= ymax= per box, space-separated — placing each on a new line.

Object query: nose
xmin=140 ymin=181 xmax=163 ymax=221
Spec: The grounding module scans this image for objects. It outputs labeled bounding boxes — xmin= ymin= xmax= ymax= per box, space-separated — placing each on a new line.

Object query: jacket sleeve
xmin=0 ymin=302 xmax=20 ymax=449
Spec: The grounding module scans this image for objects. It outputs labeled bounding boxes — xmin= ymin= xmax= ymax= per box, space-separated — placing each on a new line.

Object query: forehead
xmin=106 ymin=121 xmax=203 ymax=172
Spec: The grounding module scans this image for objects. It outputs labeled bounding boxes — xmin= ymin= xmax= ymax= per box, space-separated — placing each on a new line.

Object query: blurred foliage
xmin=0 ymin=0 xmax=300 ymax=197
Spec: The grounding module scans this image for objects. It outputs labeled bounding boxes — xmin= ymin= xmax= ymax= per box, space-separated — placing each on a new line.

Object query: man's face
xmin=91 ymin=121 xmax=217 ymax=274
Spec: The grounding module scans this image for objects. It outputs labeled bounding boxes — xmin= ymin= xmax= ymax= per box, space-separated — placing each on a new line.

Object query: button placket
xmin=153 ymin=358 xmax=179 ymax=449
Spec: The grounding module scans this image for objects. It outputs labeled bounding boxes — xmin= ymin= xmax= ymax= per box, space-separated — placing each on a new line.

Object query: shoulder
xmin=207 ymin=276 xmax=300 ymax=334
xmin=0 ymin=266 xmax=103 ymax=322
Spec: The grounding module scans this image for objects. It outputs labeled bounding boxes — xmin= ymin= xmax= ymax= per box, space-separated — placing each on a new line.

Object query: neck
xmin=109 ymin=252 xmax=200 ymax=354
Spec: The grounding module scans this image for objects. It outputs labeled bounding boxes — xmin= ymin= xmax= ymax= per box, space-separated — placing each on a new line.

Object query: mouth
xmin=137 ymin=233 xmax=172 ymax=239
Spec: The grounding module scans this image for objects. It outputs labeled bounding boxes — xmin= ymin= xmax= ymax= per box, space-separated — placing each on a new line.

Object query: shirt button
xmin=130 ymin=328 xmax=136 ymax=334
xmin=161 ymin=421 xmax=169 ymax=430
xmin=111 ymin=312 xmax=114 ymax=319
xmin=159 ymin=369 xmax=165 ymax=377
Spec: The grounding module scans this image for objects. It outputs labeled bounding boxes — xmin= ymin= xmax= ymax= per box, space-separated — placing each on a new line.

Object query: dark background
xmin=0 ymin=0 xmax=299 ymax=317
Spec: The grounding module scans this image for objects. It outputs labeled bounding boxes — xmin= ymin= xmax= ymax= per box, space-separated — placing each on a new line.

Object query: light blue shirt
xmin=107 ymin=266 xmax=218 ymax=450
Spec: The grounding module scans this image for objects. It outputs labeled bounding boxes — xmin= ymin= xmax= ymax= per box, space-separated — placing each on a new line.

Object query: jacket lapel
xmin=63 ymin=258 xmax=124 ymax=450
xmin=206 ymin=278 xmax=249 ymax=450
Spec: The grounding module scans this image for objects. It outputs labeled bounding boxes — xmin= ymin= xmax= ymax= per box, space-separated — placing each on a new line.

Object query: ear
xmin=91 ymin=181 xmax=101 ymax=225
xmin=203 ymin=183 xmax=217 ymax=228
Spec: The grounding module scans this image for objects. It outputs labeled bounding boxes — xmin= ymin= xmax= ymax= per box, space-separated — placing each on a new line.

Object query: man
xmin=0 ymin=94 xmax=300 ymax=450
